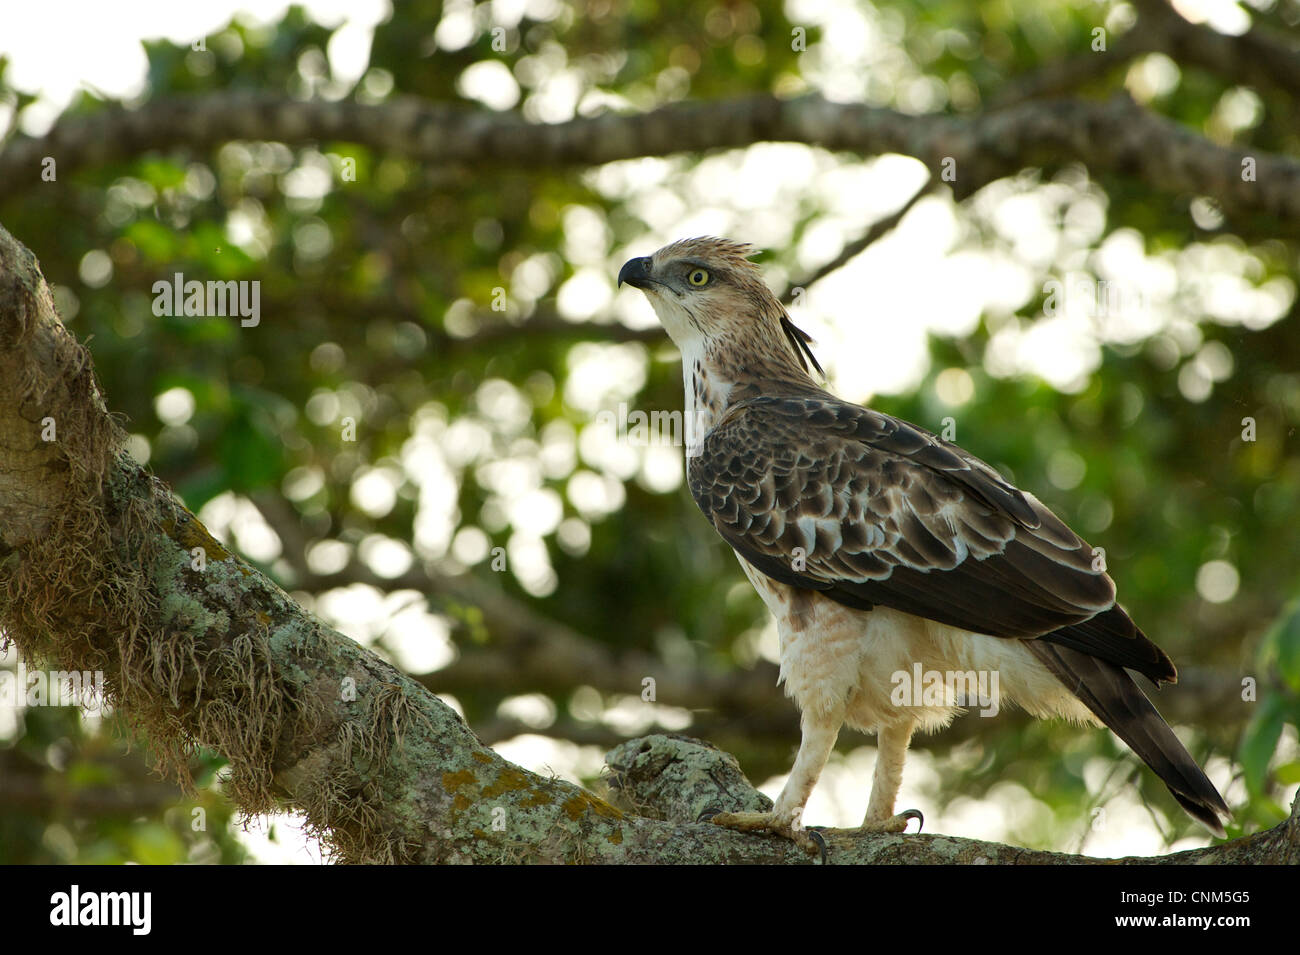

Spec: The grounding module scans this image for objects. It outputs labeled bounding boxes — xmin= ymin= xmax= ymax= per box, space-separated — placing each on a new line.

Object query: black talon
xmin=697 ymin=806 xmax=724 ymax=824
xmin=900 ymin=808 xmax=924 ymax=832
xmin=805 ymin=827 xmax=829 ymax=864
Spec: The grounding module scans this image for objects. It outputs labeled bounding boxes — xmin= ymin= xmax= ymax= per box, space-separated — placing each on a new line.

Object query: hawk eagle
xmin=618 ymin=236 xmax=1229 ymax=852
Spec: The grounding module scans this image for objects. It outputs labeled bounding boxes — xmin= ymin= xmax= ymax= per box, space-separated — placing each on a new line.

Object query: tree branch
xmin=604 ymin=735 xmax=1300 ymax=864
xmin=1131 ymin=0 xmax=1300 ymax=101
xmin=779 ymin=179 xmax=939 ymax=303
xmin=991 ymin=0 xmax=1300 ymax=107
xmin=0 ymin=747 xmax=185 ymax=817
xmin=2 ymin=92 xmax=1296 ymax=228
xmin=989 ymin=27 xmax=1156 ymax=107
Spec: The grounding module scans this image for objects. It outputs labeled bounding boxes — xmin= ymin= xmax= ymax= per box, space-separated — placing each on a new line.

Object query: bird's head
xmin=618 ymin=237 xmax=823 ymax=378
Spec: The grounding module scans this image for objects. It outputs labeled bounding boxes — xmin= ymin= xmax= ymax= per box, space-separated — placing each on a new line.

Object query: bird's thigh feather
xmin=741 ymin=555 xmax=1098 ymax=734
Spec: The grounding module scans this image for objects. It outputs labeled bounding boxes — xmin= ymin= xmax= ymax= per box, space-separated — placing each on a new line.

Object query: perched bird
xmin=617 ymin=236 xmax=1230 ymax=853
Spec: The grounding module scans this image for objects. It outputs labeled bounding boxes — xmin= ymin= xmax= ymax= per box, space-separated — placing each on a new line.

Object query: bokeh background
xmin=1 ymin=0 xmax=1298 ymax=863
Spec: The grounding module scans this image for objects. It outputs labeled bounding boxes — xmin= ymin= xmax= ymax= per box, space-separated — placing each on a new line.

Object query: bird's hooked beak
xmin=617 ymin=256 xmax=656 ymax=291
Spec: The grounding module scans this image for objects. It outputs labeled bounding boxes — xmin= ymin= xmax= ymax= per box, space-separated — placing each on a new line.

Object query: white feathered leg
xmin=706 ymin=709 xmax=840 ymax=856
xmin=860 ymin=719 xmax=924 ymax=832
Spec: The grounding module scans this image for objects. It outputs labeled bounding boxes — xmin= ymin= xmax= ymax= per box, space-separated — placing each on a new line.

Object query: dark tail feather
xmin=1026 ymin=641 xmax=1230 ymax=837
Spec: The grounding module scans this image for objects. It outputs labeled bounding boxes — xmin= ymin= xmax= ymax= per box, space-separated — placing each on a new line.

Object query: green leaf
xmin=1269 ymin=600 xmax=1300 ymax=691
xmin=128 ymin=822 xmax=185 ymax=865
xmin=66 ymin=759 xmax=116 ymax=788
xmin=1239 ymin=694 xmax=1287 ymax=797
xmin=1274 ymin=761 xmax=1300 ymax=785
xmin=125 ymin=221 xmax=180 ymax=263
xmin=137 ymin=158 xmax=188 ymax=190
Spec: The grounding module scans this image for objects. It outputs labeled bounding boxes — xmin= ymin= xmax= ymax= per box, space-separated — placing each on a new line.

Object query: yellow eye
xmin=688 ymin=268 xmax=710 ymax=287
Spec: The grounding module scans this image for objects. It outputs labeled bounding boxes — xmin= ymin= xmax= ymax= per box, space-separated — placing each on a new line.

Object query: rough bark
xmin=2 ymin=91 xmax=1297 ymax=230
xmin=2 ymin=221 xmax=1295 ymax=863
xmin=605 ymin=735 xmax=1300 ymax=865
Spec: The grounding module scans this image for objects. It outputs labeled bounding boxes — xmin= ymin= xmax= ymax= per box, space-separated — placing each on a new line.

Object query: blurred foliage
xmin=1 ymin=0 xmax=1298 ymax=861
xmin=0 ymin=704 xmax=247 ymax=864
xmin=1242 ymin=597 xmax=1300 ymax=817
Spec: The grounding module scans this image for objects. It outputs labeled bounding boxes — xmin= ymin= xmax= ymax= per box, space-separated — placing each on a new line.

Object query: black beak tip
xmin=618 ymin=256 xmax=652 ymax=290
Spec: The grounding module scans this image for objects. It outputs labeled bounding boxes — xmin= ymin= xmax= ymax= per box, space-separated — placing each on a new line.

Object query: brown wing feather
xmin=689 ymin=394 xmax=1176 ymax=684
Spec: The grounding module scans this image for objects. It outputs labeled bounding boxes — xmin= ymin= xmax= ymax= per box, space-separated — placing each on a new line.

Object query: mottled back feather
xmin=689 ymin=394 xmax=1178 ymax=684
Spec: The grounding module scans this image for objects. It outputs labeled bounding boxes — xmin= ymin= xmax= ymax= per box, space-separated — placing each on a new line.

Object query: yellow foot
xmin=698 ymin=808 xmax=827 ymax=861
xmin=858 ymin=808 xmax=924 ymax=833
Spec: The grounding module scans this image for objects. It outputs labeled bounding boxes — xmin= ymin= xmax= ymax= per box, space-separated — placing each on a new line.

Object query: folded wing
xmin=688 ymin=394 xmax=1176 ymax=684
